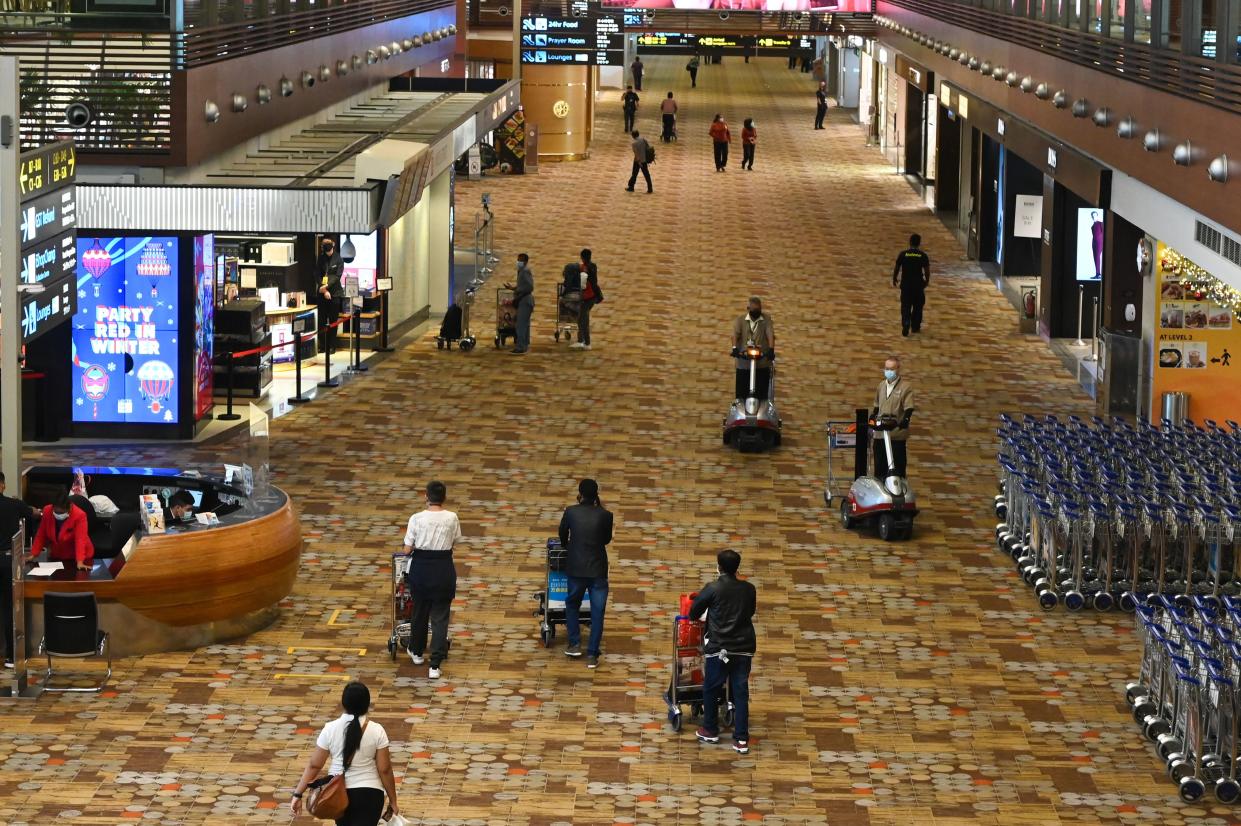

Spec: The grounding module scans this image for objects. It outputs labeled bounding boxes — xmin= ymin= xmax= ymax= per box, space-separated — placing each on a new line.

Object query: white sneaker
xmin=428 ymin=667 xmax=441 ymax=679
xmin=582 ymin=344 xmax=591 ymax=350
xmin=570 ymin=342 xmax=586 ymax=349
xmin=408 ymin=651 xmax=424 ymax=665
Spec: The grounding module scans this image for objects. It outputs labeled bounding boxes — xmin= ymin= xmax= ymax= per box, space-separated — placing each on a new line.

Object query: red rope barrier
xmin=219 ymin=314 xmax=354 ymax=361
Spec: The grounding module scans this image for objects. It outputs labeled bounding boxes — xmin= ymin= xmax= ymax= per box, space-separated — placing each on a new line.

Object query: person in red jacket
xmin=30 ymin=492 xmax=94 ymax=571
xmin=709 ymin=114 xmax=731 ymax=172
xmin=740 ymin=118 xmax=757 ymax=171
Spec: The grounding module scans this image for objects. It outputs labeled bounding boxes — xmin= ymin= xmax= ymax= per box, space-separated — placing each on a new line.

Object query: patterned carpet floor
xmin=4 ymin=57 xmax=1222 ymax=825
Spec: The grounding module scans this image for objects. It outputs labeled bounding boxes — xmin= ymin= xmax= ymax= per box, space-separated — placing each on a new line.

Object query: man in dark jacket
xmin=690 ymin=549 xmax=756 ymax=754
xmin=558 ymin=478 xmax=614 ymax=668
xmin=570 ymin=249 xmax=601 ymax=350
xmin=316 ymin=236 xmax=345 ymax=351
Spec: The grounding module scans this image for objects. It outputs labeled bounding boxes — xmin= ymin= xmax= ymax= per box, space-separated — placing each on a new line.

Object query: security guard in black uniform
xmin=892 ymin=234 xmax=931 ymax=336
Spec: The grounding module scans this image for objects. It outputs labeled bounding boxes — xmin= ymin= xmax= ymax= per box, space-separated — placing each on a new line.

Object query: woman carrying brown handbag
xmin=290 ymin=682 xmax=400 ymax=825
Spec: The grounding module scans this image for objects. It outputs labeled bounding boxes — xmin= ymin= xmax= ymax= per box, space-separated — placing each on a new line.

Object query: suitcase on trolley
xmin=535 ymin=538 xmax=591 ymax=647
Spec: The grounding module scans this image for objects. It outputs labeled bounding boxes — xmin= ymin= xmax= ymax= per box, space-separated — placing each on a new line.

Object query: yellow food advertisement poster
xmin=1151 ymin=242 xmax=1240 ymax=423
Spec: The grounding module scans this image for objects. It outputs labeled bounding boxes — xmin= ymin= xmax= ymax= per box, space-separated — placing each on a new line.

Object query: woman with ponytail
xmin=291 ymin=681 xmax=400 ymax=824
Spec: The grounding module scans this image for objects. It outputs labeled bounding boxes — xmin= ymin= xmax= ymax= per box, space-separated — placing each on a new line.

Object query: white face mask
xmin=53 ymin=511 xmax=69 ymax=521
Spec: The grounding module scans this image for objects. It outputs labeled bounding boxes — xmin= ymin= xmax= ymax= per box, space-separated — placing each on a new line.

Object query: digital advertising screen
xmin=1076 ymin=208 xmax=1105 ymax=281
xmin=609 ymin=0 xmax=872 ymax=10
xmin=193 ymin=235 xmax=215 ymax=421
xmin=342 ymin=232 xmax=379 ymax=293
xmin=72 ymin=236 xmax=181 ymax=425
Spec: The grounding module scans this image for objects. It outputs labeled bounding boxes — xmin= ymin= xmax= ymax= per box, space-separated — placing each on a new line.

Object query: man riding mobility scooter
xmin=838 ymin=413 xmax=918 ymax=541
xmin=723 ymin=342 xmax=782 ymax=452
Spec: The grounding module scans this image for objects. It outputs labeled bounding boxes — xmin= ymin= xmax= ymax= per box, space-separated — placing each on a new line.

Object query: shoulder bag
xmin=306 ymin=721 xmax=368 ymax=820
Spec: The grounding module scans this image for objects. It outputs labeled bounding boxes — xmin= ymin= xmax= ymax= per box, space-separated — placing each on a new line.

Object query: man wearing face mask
xmin=401 ymin=480 xmax=462 ymax=680
xmin=559 ymin=479 xmax=614 ymax=669
xmin=163 ymin=491 xmax=196 ymax=526
xmin=316 ymin=237 xmax=345 ymax=352
xmin=870 ymin=357 xmax=915 ymax=480
xmin=30 ymin=491 xmax=94 ymax=572
xmin=730 ymin=297 xmax=775 ymax=403
xmin=506 ymin=253 xmax=535 ymax=354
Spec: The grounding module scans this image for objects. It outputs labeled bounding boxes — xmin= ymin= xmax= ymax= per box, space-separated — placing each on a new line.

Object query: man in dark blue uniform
xmin=892 ymin=234 xmax=931 ymax=336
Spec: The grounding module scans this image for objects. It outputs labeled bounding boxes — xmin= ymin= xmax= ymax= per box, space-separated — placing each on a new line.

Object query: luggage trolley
xmin=554 ymin=282 xmax=580 ymax=344
xmin=663 ymin=609 xmax=733 ymax=732
xmin=823 ymin=420 xmax=858 ymax=508
xmin=533 ymin=538 xmax=589 ymax=647
xmin=495 ymin=287 xmax=517 ymax=349
xmin=387 ymin=552 xmax=413 ymax=659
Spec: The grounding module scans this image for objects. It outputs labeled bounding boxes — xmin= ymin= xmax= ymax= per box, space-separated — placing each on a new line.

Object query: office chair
xmin=37 ymin=592 xmax=111 ymax=695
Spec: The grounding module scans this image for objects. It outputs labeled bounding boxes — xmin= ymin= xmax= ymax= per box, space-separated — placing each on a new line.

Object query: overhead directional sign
xmin=20 ymin=274 xmax=76 ymax=344
xmin=19 ymin=186 xmax=76 ymax=250
xmin=18 ymin=141 xmax=76 ymax=203
xmin=520 ymin=12 xmax=625 ymax=65
xmin=19 ymin=230 xmax=76 ymax=286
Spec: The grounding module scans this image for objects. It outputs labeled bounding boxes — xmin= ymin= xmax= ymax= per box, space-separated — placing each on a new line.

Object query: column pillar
xmin=521 ymin=65 xmax=590 ymax=160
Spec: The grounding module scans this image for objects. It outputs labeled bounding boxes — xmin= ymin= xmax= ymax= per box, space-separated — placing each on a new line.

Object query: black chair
xmin=38 ymin=592 xmax=111 ymax=695
xmin=68 ymin=495 xmax=113 ymax=558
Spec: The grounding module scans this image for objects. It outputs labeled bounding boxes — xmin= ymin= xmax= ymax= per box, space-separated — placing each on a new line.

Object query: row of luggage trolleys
xmin=993 ymin=413 xmax=1241 ymax=612
xmin=1127 ymin=593 xmax=1241 ymax=803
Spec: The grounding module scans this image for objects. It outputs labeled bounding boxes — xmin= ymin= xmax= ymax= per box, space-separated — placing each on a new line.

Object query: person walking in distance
xmin=290 ymin=681 xmax=400 ymax=825
xmin=686 ymin=53 xmax=700 ymax=88
xmin=507 ymin=253 xmax=534 ymax=354
xmin=871 ymin=357 xmax=915 ymax=480
xmin=630 ymin=56 xmax=644 ymax=91
xmin=740 ymin=118 xmax=757 ymax=170
xmin=660 ymin=92 xmax=678 ymax=143
xmin=627 ymin=130 xmax=653 ymax=194
xmin=892 ymin=233 xmax=931 ymax=335
xmin=571 ymin=249 xmax=601 ymax=350
xmin=691 ymin=549 xmax=757 ymax=754
xmin=559 ymin=479 xmax=614 ymax=669
xmin=709 ymin=114 xmax=731 ymax=172
xmin=401 ymin=480 xmax=462 ymax=679
xmin=622 ymin=85 xmax=639 ymax=133
xmin=814 ymin=82 xmax=829 ymax=129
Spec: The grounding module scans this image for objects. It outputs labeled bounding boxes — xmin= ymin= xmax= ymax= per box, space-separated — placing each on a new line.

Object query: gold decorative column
xmin=521 ymin=65 xmax=590 ymax=160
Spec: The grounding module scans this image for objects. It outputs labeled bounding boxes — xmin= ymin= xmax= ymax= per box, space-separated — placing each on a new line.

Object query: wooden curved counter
xmin=22 ymin=486 xmax=302 ymax=655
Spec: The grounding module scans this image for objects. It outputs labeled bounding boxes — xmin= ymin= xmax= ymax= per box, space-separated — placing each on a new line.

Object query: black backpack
xmin=645 ymin=142 xmax=656 ymax=164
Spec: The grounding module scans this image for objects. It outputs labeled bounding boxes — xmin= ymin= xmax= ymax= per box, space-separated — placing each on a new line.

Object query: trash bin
xmin=1161 ymin=391 xmax=1189 ymax=427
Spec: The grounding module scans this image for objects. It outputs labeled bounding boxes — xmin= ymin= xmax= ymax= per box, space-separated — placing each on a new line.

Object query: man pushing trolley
xmin=689 ymin=550 xmax=757 ymax=754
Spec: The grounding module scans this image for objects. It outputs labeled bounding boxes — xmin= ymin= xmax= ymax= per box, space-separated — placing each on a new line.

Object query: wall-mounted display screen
xmin=72 ymin=236 xmax=181 ymax=425
xmin=1076 ymin=208 xmax=1105 ymax=281
xmin=342 ymin=232 xmax=379 ymax=293
xmin=193 ymin=235 xmax=215 ymax=421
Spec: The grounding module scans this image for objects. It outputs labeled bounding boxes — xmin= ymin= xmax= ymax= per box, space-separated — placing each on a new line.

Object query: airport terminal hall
xmin=2 ymin=0 xmax=1241 ymax=823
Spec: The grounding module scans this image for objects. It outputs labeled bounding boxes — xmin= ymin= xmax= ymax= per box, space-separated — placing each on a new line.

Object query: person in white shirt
xmin=291 ymin=681 xmax=399 ymax=825
xmin=401 ymin=480 xmax=462 ymax=679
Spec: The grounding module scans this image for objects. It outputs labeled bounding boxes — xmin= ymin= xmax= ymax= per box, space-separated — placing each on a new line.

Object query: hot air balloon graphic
xmin=81 ymin=239 xmax=112 ymax=298
xmin=136 ymin=242 xmax=172 ymax=299
xmin=81 ymin=363 xmax=109 ymax=419
xmin=137 ymin=359 xmax=175 ymax=415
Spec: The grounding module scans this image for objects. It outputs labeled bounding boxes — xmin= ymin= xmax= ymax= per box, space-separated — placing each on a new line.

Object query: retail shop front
xmin=871 ymin=47 xmax=934 ymax=190
xmin=933 ymin=85 xmax=1110 ymax=362
xmin=35 ymin=82 xmax=519 ymax=440
xmin=1092 ymin=171 xmax=1241 ymax=424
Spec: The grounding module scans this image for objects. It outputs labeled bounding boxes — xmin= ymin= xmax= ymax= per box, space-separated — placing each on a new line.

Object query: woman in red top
xmin=709 ymin=114 xmax=731 ymax=172
xmin=741 ymin=118 xmax=757 ymax=171
xmin=30 ymin=492 xmax=94 ymax=571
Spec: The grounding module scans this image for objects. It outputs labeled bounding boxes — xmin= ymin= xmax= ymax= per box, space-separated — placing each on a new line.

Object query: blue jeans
xmin=515 ymin=296 xmax=533 ymax=351
xmin=564 ymin=575 xmax=607 ymax=656
xmin=702 ymin=652 xmax=752 ymax=741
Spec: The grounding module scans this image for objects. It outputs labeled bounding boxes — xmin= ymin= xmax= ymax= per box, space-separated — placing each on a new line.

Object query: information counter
xmin=21 ymin=466 xmax=302 ymax=656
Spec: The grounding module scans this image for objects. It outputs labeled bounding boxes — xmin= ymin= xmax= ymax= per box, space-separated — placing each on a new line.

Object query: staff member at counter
xmin=164 ymin=491 xmax=196 ymax=525
xmin=316 ymin=237 xmax=345 ymax=352
xmin=30 ymin=492 xmax=94 ymax=571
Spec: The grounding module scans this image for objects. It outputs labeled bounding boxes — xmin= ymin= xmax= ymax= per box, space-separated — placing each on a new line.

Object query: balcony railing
xmin=884 ymin=0 xmax=1241 ymax=115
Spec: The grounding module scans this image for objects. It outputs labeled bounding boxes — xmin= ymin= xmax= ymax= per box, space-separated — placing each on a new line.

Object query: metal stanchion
xmin=374 ymin=290 xmax=394 ymax=353
xmin=319 ymin=317 xmax=340 ymax=389
xmin=1085 ymin=297 xmax=1100 ymax=362
xmin=289 ymin=330 xmax=312 ymax=404
xmin=219 ymin=351 xmax=241 ymax=421
xmin=4 ymin=524 xmax=36 ymax=699
xmin=348 ymin=310 xmax=368 ymax=373
xmin=1074 ymin=285 xmax=1087 ymax=346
